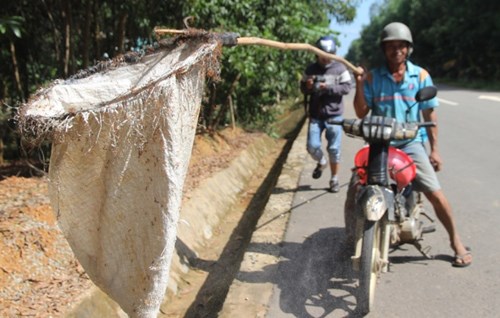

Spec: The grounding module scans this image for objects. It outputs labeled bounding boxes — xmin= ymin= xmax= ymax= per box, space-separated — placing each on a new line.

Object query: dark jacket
xmin=300 ymin=61 xmax=352 ymax=119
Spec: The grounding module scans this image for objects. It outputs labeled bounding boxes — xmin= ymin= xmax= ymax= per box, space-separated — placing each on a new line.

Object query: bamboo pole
xmin=235 ymin=37 xmax=363 ymax=75
xmin=154 ymin=28 xmax=364 ymax=75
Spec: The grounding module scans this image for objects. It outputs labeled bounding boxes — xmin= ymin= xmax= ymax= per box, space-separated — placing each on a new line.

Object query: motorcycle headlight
xmin=360 ymin=185 xmax=387 ymax=221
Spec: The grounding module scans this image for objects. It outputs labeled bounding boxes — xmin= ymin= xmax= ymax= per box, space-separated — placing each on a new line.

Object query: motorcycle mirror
xmin=406 ymin=86 xmax=438 ymax=120
xmin=415 ymin=86 xmax=438 ymax=102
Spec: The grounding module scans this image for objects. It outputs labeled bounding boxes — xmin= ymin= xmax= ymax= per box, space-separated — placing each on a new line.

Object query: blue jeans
xmin=307 ymin=116 xmax=343 ymax=164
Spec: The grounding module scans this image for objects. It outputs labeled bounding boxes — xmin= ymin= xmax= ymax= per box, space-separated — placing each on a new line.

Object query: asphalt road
xmin=264 ymin=85 xmax=500 ymax=318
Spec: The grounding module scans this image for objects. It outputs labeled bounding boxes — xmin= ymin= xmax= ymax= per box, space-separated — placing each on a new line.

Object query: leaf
xmin=13 ymin=26 xmax=22 ymax=38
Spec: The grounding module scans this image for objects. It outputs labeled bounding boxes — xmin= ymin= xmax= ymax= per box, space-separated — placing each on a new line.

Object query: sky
xmin=329 ymin=0 xmax=379 ymax=57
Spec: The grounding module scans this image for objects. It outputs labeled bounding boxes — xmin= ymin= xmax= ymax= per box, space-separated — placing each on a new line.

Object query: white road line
xmin=437 ymin=98 xmax=459 ymax=106
xmin=479 ymin=95 xmax=500 ymax=102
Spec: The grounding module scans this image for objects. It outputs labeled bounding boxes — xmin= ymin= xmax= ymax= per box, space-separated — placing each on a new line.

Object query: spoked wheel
xmin=357 ymin=219 xmax=381 ymax=316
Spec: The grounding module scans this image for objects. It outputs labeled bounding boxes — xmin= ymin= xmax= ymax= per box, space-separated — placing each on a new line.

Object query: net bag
xmin=18 ymin=35 xmax=220 ymax=317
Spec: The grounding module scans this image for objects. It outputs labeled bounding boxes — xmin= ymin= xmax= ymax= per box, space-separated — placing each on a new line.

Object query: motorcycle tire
xmin=344 ymin=172 xmax=360 ymax=251
xmin=357 ymin=219 xmax=380 ymax=315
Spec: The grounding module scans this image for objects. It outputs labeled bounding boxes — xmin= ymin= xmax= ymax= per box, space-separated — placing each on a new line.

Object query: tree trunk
xmin=9 ymin=40 xmax=24 ymax=102
xmin=116 ymin=12 xmax=128 ymax=54
xmin=62 ymin=0 xmax=72 ymax=77
xmin=42 ymin=0 xmax=61 ymax=68
xmin=203 ymin=83 xmax=217 ymax=130
xmin=211 ymin=73 xmax=241 ymax=130
xmin=0 ymin=138 xmax=3 ymax=166
xmin=82 ymin=0 xmax=92 ymax=68
xmin=94 ymin=1 xmax=102 ymax=59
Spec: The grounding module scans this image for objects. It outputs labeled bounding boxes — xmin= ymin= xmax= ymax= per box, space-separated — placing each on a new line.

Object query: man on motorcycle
xmin=300 ymin=35 xmax=352 ymax=192
xmin=352 ymin=22 xmax=472 ymax=267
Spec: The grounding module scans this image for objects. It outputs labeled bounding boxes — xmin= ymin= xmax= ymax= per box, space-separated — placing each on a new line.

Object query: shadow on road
xmin=272 ymin=181 xmax=350 ymax=195
xmin=239 ymin=227 xmax=359 ymax=317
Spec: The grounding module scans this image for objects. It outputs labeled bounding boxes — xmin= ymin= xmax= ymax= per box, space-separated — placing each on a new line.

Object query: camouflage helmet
xmin=380 ymin=22 xmax=413 ymax=55
xmin=315 ymin=35 xmax=337 ymax=54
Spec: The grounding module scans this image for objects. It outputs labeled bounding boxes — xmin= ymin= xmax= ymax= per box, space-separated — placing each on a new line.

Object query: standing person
xmin=300 ymin=35 xmax=352 ymax=192
xmin=352 ymin=22 xmax=472 ymax=267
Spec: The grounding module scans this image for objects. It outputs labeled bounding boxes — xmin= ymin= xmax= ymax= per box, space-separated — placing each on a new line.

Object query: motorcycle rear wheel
xmin=357 ymin=219 xmax=381 ymax=315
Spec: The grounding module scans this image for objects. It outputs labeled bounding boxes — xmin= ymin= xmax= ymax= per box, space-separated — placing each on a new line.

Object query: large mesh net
xmin=18 ymin=34 xmax=221 ymax=317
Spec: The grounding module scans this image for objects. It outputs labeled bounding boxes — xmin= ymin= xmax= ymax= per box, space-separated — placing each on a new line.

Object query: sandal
xmin=452 ymin=246 xmax=472 ymax=268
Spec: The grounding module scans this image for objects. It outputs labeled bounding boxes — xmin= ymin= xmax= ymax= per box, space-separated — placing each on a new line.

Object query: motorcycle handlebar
xmin=417 ymin=122 xmax=436 ymax=128
xmin=326 ymin=118 xmax=435 ymax=127
xmin=327 ymin=116 xmax=435 ymax=142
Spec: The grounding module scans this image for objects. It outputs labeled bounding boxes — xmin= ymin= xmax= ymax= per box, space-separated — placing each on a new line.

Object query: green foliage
xmin=346 ymin=0 xmax=500 ymax=82
xmin=187 ymin=0 xmax=357 ymax=131
xmin=0 ymin=0 xmax=358 ymax=164
xmin=0 ymin=16 xmax=24 ymax=38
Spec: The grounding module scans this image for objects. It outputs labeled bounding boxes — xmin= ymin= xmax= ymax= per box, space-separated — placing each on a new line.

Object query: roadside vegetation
xmin=346 ymin=0 xmax=500 ymax=86
xmin=0 ymin=0 xmax=357 ymax=167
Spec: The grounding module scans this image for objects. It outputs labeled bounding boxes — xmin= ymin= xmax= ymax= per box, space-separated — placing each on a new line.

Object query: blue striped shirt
xmin=363 ymin=60 xmax=438 ymax=145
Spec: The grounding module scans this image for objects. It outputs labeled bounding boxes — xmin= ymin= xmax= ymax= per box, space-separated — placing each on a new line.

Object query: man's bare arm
xmin=353 ymin=74 xmax=369 ymax=118
xmin=422 ymin=108 xmax=442 ymax=171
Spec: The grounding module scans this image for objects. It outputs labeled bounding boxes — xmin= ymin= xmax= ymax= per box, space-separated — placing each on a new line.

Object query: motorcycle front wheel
xmin=357 ymin=219 xmax=381 ymax=315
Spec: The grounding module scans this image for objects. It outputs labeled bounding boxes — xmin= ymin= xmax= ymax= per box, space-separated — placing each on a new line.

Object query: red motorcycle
xmin=330 ymin=86 xmax=438 ymax=315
